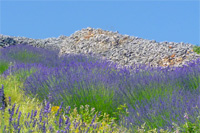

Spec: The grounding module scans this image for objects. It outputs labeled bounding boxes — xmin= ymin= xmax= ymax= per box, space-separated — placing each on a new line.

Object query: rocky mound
xmin=59 ymin=27 xmax=200 ymax=70
xmin=1 ymin=27 xmax=200 ymax=72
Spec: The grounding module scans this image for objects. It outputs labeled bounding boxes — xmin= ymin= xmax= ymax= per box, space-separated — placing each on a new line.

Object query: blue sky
xmin=0 ymin=0 xmax=199 ymax=46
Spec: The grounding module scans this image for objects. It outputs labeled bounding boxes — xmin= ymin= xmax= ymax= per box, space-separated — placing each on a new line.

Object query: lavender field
xmin=1 ymin=44 xmax=200 ymax=132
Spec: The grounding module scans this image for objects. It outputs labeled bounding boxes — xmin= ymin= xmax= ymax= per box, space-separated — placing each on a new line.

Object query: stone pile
xmin=59 ymin=27 xmax=200 ymax=71
xmin=0 ymin=34 xmax=63 ymax=51
xmin=1 ymin=27 xmax=200 ymax=73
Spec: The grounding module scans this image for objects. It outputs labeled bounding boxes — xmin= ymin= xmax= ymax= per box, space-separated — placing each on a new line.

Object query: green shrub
xmin=193 ymin=45 xmax=200 ymax=54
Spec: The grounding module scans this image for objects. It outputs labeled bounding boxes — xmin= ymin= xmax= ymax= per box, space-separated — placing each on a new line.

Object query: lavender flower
xmin=0 ymin=85 xmax=7 ymax=110
xmin=17 ymin=111 xmax=21 ymax=128
xmin=18 ymin=127 xmax=21 ymax=133
xmin=27 ymin=112 xmax=30 ymax=119
xmin=24 ymin=121 xmax=29 ymax=128
xmin=13 ymin=122 xmax=18 ymax=130
xmin=65 ymin=117 xmax=69 ymax=125
xmin=3 ymin=125 xmax=6 ymax=132
xmin=85 ymin=127 xmax=90 ymax=133
xmin=39 ymin=114 xmax=43 ymax=123
xmin=55 ymin=102 xmax=63 ymax=117
xmin=32 ymin=119 xmax=37 ymax=128
xmin=59 ymin=115 xmax=63 ymax=129
xmin=15 ymin=105 xmax=20 ymax=115
xmin=49 ymin=125 xmax=53 ymax=132
xmin=65 ymin=123 xmax=71 ymax=131
xmin=75 ymin=121 xmax=80 ymax=129
xmin=9 ymin=96 xmax=11 ymax=106
xmin=98 ymin=111 xmax=101 ymax=117
xmin=34 ymin=110 xmax=37 ymax=117
xmin=44 ymin=102 xmax=50 ymax=114
xmin=11 ymin=103 xmax=16 ymax=115
xmin=94 ymin=124 xmax=97 ymax=129
xmin=30 ymin=110 xmax=33 ymax=120
xmin=43 ymin=121 xmax=46 ymax=133
xmin=90 ymin=114 xmax=96 ymax=127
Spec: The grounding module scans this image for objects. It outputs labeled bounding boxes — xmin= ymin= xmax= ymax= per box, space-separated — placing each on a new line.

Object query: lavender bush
xmin=21 ymin=54 xmax=131 ymax=122
xmin=1 ymin=96 xmax=129 ymax=133
xmin=119 ymin=58 xmax=200 ymax=132
xmin=0 ymin=43 xmax=61 ymax=67
xmin=1 ymin=44 xmax=200 ymax=132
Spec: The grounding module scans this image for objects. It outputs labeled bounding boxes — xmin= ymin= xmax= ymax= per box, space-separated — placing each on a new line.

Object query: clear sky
xmin=0 ymin=0 xmax=199 ymax=46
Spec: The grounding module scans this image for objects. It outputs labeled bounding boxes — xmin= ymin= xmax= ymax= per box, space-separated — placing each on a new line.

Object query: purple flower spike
xmin=17 ymin=111 xmax=22 ymax=127
xmin=94 ymin=124 xmax=97 ymax=129
xmin=65 ymin=122 xmax=71 ymax=130
xmin=8 ymin=108 xmax=11 ymax=114
xmin=65 ymin=117 xmax=69 ymax=125
xmin=9 ymin=97 xmax=11 ymax=106
xmin=43 ymin=121 xmax=46 ymax=133
xmin=49 ymin=125 xmax=53 ymax=131
xmin=55 ymin=102 xmax=63 ymax=117
xmin=97 ymin=111 xmax=101 ymax=117
xmin=11 ymin=103 xmax=16 ymax=115
xmin=85 ymin=127 xmax=90 ymax=133
xmin=15 ymin=105 xmax=20 ymax=115
xmin=30 ymin=110 xmax=33 ymax=120
xmin=3 ymin=125 xmax=6 ymax=132
xmin=59 ymin=115 xmax=63 ymax=129
xmin=33 ymin=119 xmax=37 ymax=127
xmin=0 ymin=85 xmax=4 ymax=97
xmin=44 ymin=102 xmax=50 ymax=114
xmin=39 ymin=114 xmax=43 ymax=123
xmin=9 ymin=114 xmax=13 ymax=125
xmin=27 ymin=112 xmax=30 ymax=119
xmin=75 ymin=121 xmax=80 ymax=129
xmin=0 ymin=84 xmax=7 ymax=110
xmin=18 ymin=127 xmax=21 ymax=132
xmin=60 ymin=102 xmax=63 ymax=110
xmin=90 ymin=114 xmax=96 ymax=126
xmin=34 ymin=110 xmax=37 ymax=117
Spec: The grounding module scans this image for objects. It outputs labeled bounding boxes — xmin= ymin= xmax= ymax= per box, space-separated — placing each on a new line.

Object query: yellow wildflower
xmin=51 ymin=106 xmax=63 ymax=112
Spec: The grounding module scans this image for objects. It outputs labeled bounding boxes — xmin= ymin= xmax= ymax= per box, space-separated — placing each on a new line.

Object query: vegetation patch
xmin=1 ymin=44 xmax=200 ymax=132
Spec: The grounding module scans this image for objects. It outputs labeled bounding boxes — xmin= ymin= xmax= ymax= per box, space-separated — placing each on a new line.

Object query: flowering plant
xmin=51 ymin=106 xmax=63 ymax=112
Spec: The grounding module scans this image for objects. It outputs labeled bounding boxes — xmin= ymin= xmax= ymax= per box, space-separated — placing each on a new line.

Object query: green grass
xmin=0 ymin=61 xmax=10 ymax=75
xmin=7 ymin=49 xmax=43 ymax=63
